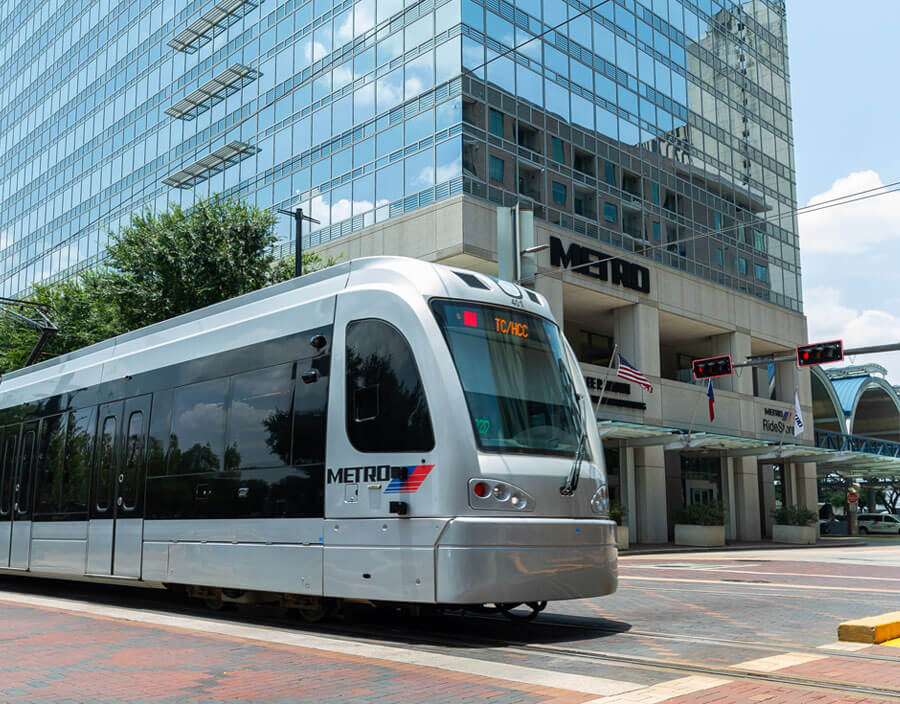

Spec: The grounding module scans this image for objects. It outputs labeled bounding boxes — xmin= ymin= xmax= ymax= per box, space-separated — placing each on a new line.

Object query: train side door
xmin=0 ymin=426 xmax=17 ymax=566
xmin=9 ymin=423 xmax=36 ymax=569
xmin=87 ymin=395 xmax=149 ymax=578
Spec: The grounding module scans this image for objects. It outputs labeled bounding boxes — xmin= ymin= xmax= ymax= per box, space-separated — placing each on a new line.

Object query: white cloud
xmin=798 ymin=170 xmax=900 ymax=254
xmin=804 ymin=285 xmax=900 ymax=381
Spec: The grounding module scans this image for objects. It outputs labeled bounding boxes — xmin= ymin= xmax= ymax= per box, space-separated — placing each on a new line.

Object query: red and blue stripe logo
xmin=384 ymin=464 xmax=434 ymax=493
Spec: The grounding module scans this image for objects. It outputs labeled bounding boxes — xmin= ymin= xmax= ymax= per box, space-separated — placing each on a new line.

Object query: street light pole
xmin=277 ymin=206 xmax=321 ymax=278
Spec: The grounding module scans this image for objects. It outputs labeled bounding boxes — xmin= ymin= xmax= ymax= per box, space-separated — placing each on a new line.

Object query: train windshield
xmin=432 ymin=300 xmax=583 ymax=457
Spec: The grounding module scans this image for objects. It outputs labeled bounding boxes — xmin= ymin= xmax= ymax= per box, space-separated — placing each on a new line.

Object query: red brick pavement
xmin=662 ymin=681 xmax=892 ymax=704
xmin=0 ymin=601 xmax=597 ymax=703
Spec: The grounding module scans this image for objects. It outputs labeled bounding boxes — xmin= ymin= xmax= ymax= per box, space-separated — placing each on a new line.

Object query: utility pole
xmin=277 ymin=206 xmax=320 ymax=278
xmin=0 ymin=297 xmax=59 ymax=368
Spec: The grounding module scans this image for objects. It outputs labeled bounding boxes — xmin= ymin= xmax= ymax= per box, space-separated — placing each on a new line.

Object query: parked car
xmin=820 ymin=514 xmax=847 ymax=535
xmin=857 ymin=513 xmax=900 ymax=535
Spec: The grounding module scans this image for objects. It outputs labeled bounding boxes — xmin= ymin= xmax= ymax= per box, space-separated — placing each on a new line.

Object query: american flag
xmin=617 ymin=354 xmax=654 ymax=393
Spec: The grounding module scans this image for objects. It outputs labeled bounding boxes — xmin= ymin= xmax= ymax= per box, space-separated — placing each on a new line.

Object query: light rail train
xmin=0 ymin=257 xmax=616 ymax=618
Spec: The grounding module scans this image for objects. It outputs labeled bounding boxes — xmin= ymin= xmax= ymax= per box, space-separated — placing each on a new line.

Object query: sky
xmin=787 ymin=0 xmax=900 ymax=383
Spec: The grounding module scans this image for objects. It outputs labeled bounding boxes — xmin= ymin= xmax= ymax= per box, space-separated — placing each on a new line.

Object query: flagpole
xmin=593 ymin=343 xmax=619 ymax=420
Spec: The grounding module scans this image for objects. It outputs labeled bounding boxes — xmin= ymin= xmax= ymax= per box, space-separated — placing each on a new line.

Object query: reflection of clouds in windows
xmin=177 ymin=402 xmax=224 ymax=435
xmin=376 ymin=69 xmax=403 ymax=112
xmin=333 ymin=62 xmax=353 ymax=90
xmin=354 ymin=0 xmax=375 ymax=34
xmin=436 ymin=154 xmax=461 ymax=183
xmin=334 ymin=10 xmax=354 ymax=44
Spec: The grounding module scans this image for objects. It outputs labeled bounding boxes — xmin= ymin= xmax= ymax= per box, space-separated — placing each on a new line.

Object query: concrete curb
xmin=838 ymin=612 xmax=900 ymax=644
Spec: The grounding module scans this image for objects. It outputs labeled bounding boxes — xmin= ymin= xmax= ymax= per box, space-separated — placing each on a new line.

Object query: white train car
xmin=0 ymin=257 xmax=616 ymax=617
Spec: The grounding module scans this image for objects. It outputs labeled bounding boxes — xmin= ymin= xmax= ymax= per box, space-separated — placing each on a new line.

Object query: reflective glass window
xmin=227 ymin=364 xmax=294 ymax=470
xmin=62 ymin=407 xmax=94 ymax=515
xmin=551 ymin=137 xmax=565 ymax=164
xmin=171 ymin=379 xmax=228 ymax=474
xmin=489 ymin=155 xmax=504 ymax=183
xmin=489 ymin=108 xmax=504 ymax=138
xmin=755 ymin=265 xmax=768 ymax=283
xmin=552 ymin=181 xmax=567 ymax=205
xmin=604 ymin=203 xmax=618 ymax=224
xmin=345 ymin=319 xmax=434 ymax=452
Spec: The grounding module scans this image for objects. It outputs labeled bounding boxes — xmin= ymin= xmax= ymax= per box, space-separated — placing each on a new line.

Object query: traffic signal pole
xmin=733 ymin=342 xmax=900 ymax=369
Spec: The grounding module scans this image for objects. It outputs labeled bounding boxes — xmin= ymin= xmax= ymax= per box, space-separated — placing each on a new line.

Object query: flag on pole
xmin=616 ymin=354 xmax=654 ymax=393
xmin=794 ymin=390 xmax=805 ymax=437
xmin=706 ymin=379 xmax=715 ymax=422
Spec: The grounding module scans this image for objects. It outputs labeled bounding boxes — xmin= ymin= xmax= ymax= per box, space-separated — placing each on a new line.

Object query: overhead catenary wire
xmin=530 ymin=179 xmax=900 ymax=282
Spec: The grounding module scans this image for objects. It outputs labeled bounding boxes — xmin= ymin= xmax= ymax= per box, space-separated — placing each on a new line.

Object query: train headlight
xmin=590 ymin=484 xmax=609 ymax=515
xmin=468 ymin=478 xmax=534 ymax=512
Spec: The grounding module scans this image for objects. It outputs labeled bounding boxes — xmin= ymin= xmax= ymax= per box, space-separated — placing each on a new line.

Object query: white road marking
xmin=731 ymin=651 xmax=828 ymax=672
xmin=0 ymin=590 xmax=642 ymax=697
xmin=582 ymin=675 xmax=730 ymax=703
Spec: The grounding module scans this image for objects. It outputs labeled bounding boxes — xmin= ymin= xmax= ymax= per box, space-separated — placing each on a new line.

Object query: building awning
xmin=165 ymin=65 xmax=258 ymax=120
xmin=162 ymin=141 xmax=256 ymax=189
xmin=763 ymin=443 xmax=900 ymax=477
xmin=168 ymin=0 xmax=257 ymax=53
xmin=596 ymin=420 xmax=681 ymax=443
xmin=664 ymin=432 xmax=775 ymax=454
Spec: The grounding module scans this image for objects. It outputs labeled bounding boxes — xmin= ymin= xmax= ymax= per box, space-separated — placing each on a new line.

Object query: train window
xmin=345 ymin=319 xmax=434 ymax=453
xmin=35 ymin=414 xmax=66 ymax=516
xmin=96 ymin=416 xmax=117 ymax=512
xmin=62 ymin=407 xmax=95 ymax=515
xmin=293 ymin=354 xmax=330 ymax=466
xmin=170 ymin=378 xmax=227 ymax=474
xmin=226 ymin=364 xmax=293 ymax=470
xmin=147 ymin=389 xmax=173 ymax=477
xmin=120 ymin=411 xmax=144 ymax=510
xmin=17 ymin=428 xmax=36 ymax=516
xmin=0 ymin=430 xmax=17 ymax=517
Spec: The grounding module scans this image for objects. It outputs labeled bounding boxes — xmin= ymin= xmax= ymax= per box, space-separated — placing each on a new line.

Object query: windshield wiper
xmin=558 ymin=360 xmax=586 ymax=496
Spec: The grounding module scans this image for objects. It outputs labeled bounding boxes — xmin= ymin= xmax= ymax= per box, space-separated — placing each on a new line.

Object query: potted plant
xmin=609 ymin=502 xmax=628 ymax=550
xmin=772 ymin=505 xmax=818 ymax=545
xmin=674 ymin=502 xmax=726 ymax=547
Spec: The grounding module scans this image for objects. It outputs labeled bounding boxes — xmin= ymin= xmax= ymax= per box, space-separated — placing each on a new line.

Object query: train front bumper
xmin=434 ymin=516 xmax=617 ymax=604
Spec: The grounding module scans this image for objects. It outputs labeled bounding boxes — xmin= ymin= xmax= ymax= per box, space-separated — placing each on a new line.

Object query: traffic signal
xmin=692 ymin=355 xmax=733 ymax=380
xmin=796 ymin=340 xmax=843 ymax=367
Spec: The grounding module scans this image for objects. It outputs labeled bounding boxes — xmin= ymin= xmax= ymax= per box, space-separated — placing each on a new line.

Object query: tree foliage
xmin=0 ymin=195 xmax=340 ymax=374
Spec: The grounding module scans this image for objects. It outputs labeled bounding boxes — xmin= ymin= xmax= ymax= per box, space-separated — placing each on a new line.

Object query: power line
xmin=532 ymin=179 xmax=900 ymax=281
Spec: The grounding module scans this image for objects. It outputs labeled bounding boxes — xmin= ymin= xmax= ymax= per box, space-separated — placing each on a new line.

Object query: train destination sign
xmin=549 ymin=236 xmax=650 ymax=294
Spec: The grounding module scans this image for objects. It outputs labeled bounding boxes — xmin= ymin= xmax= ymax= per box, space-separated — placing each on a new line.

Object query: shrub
xmin=609 ymin=502 xmax=627 ymax=526
xmin=773 ymin=505 xmax=818 ymax=526
xmin=674 ymin=501 xmax=725 ymax=526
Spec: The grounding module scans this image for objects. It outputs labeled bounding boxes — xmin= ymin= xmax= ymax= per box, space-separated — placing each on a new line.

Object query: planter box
xmin=615 ymin=525 xmax=629 ymax=551
xmin=674 ymin=524 xmax=725 ymax=547
xmin=773 ymin=524 xmax=817 ymax=545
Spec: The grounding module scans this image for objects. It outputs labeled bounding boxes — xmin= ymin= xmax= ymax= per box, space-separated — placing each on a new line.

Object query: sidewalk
xmin=621 ymin=536 xmax=866 ymax=556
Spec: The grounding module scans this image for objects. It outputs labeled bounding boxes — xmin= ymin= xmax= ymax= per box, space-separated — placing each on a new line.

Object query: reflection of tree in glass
xmin=62 ymin=409 xmax=94 ymax=513
xmin=263 ymin=409 xmax=292 ymax=465
xmin=346 ymin=346 xmax=432 ymax=448
xmin=169 ymin=436 xmax=221 ymax=474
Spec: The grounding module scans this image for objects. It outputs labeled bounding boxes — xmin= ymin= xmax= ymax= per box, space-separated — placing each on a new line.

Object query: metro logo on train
xmin=326 ymin=464 xmax=434 ymax=494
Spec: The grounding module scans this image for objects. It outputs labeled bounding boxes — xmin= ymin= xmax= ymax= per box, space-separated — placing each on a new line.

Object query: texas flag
xmin=706 ymin=379 xmax=715 ymax=422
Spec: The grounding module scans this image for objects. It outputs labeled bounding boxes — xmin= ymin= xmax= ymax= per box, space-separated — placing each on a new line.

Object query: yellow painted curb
xmin=838 ymin=612 xmax=900 ymax=644
xmin=883 ymin=638 xmax=900 ymax=648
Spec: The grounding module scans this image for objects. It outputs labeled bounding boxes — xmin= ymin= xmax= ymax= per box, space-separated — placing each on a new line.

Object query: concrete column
xmin=732 ymin=456 xmax=762 ymax=541
xmin=711 ymin=331 xmax=752 ymax=394
xmin=724 ymin=457 xmax=737 ymax=541
xmin=535 ymin=274 xmax=564 ymax=328
xmin=795 ymin=462 xmax=819 ymax=512
xmin=623 ymin=447 xmax=637 ymax=532
xmin=614 ymin=303 xmax=660 ymax=376
xmin=633 ymin=445 xmax=667 ymax=544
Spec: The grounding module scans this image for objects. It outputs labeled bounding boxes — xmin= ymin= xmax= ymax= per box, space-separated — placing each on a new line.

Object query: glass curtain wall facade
xmin=0 ymin=0 xmax=799 ymax=312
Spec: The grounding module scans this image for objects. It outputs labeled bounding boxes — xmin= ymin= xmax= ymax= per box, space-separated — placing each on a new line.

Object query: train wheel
xmin=498 ymin=601 xmax=547 ymax=622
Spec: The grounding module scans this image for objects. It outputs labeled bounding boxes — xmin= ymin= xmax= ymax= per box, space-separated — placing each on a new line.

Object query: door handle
xmin=301 ymin=369 xmax=319 ymax=384
xmin=117 ymin=496 xmax=123 ymax=506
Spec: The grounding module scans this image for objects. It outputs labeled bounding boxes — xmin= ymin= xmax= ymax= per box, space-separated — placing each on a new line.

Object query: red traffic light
xmin=692 ymin=355 xmax=733 ymax=380
xmin=796 ymin=340 xmax=843 ymax=367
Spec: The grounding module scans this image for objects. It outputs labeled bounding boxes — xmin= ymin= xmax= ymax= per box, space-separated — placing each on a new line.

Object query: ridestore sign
xmin=549 ymin=236 xmax=650 ymax=294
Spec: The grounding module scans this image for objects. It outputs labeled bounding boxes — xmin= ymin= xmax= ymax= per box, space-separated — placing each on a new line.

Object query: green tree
xmin=96 ymin=195 xmax=279 ymax=331
xmin=0 ymin=195 xmax=342 ymax=374
xmin=0 ymin=275 xmax=119 ymax=374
